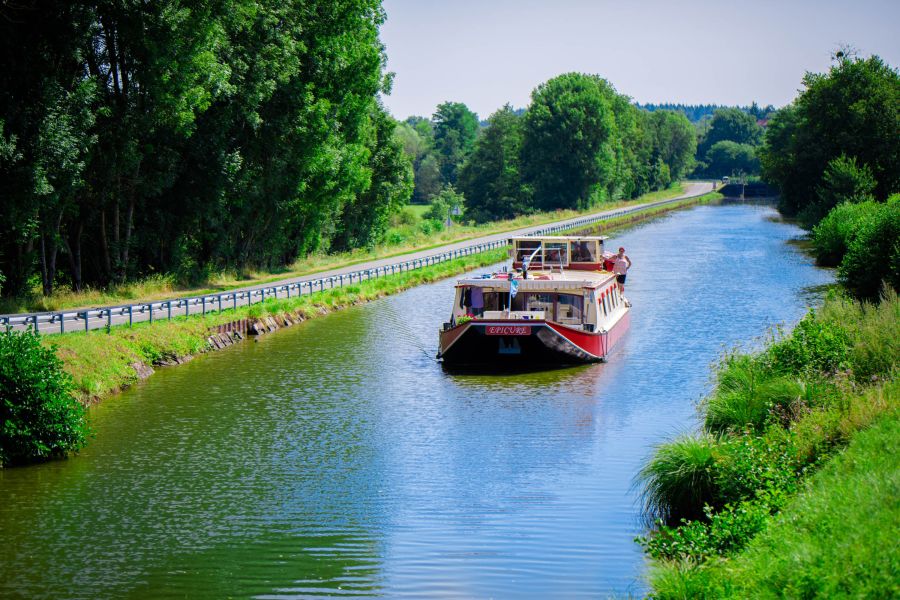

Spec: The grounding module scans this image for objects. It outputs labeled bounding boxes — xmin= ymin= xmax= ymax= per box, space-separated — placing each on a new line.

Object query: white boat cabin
xmin=449 ymin=235 xmax=627 ymax=332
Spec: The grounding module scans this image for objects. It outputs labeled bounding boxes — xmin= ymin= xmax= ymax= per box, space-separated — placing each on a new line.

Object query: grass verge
xmin=47 ymin=248 xmax=506 ymax=402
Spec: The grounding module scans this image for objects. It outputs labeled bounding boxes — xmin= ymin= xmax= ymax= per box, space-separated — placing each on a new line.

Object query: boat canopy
xmin=508 ymin=235 xmax=608 ymax=270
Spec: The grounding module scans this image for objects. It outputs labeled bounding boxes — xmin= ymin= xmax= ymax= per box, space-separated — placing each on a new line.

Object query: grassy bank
xmin=637 ymin=291 xmax=899 ymax=598
xmin=48 ymin=248 xmax=504 ymax=402
xmin=3 ymin=183 xmax=691 ymax=314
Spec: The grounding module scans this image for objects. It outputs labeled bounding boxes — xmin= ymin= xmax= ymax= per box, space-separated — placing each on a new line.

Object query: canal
xmin=0 ymin=202 xmax=832 ymax=598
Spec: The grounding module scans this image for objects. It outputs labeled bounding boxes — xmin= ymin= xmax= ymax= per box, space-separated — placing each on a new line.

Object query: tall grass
xmin=648 ymin=407 xmax=900 ymax=598
xmin=637 ymin=434 xmax=719 ymax=524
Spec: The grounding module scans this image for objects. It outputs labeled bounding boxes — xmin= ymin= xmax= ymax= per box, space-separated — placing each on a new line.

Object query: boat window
xmin=515 ymin=241 xmax=542 ymax=265
xmin=483 ymin=291 xmax=503 ymax=312
xmin=570 ymin=241 xmax=598 ymax=263
xmin=543 ymin=242 xmax=568 ymax=266
xmin=525 ymin=293 xmax=554 ymax=317
xmin=557 ymin=293 xmax=583 ymax=324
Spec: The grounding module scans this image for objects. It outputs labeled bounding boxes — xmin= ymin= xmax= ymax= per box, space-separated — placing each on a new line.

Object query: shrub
xmin=714 ymin=433 xmax=800 ymax=504
xmin=704 ymin=355 xmax=805 ymax=434
xmin=0 ymin=329 xmax=89 ymax=466
xmin=638 ymin=434 xmax=720 ymax=524
xmin=839 ymin=200 xmax=900 ymax=301
xmin=640 ymin=499 xmax=772 ymax=562
xmin=801 ymin=155 xmax=877 ymax=227
xmin=811 ymin=200 xmax=881 ymax=266
xmin=766 ymin=312 xmax=852 ymax=376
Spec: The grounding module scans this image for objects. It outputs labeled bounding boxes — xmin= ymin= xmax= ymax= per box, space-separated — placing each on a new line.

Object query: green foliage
xmin=458 ymin=105 xmax=528 ymax=222
xmin=649 ymin=410 xmax=900 ymax=599
xmin=800 ymin=154 xmax=877 ymax=225
xmin=704 ymin=354 xmax=810 ymax=434
xmin=432 ymin=101 xmax=479 ymax=185
xmin=698 ymin=141 xmax=759 ymax=178
xmin=424 ymin=185 xmax=466 ymax=223
xmin=767 ymin=312 xmax=852 ymax=376
xmin=838 ymin=199 xmax=900 ymax=301
xmin=640 ymin=500 xmax=772 ymax=562
xmin=522 ymin=73 xmax=617 ymax=210
xmin=647 ymin=110 xmax=697 ymax=182
xmin=637 ymin=434 xmax=719 ymax=524
xmin=0 ymin=329 xmax=88 ymax=466
xmin=761 ymin=55 xmax=900 ymax=218
xmin=811 ymin=200 xmax=882 ymax=266
xmin=0 ymin=0 xmax=413 ymax=297
xmin=698 ymin=108 xmax=763 ymax=155
xmin=639 ymin=292 xmax=900 ymax=599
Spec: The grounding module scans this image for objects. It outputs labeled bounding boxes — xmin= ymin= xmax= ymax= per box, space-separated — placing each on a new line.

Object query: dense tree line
xmin=402 ymin=74 xmax=698 ymax=223
xmin=692 ymin=107 xmax=765 ymax=178
xmin=761 ymin=54 xmax=899 ymax=221
xmin=637 ymin=102 xmax=774 ymax=124
xmin=0 ymin=0 xmax=412 ymax=298
xmin=762 ymin=53 xmax=899 ymax=301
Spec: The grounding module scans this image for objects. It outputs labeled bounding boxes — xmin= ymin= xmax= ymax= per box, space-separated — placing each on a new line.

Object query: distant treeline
xmin=637 ymin=102 xmax=775 ymax=123
xmin=398 ymin=74 xmax=698 ymax=223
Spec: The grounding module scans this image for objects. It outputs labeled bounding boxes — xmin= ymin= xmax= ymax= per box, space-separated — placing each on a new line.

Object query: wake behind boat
xmin=437 ymin=236 xmax=630 ymax=366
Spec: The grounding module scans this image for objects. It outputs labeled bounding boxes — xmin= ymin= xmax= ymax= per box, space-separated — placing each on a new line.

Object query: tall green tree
xmin=432 ymin=101 xmax=479 ymax=185
xmin=458 ymin=105 xmax=527 ymax=222
xmin=760 ymin=55 xmax=900 ymax=217
xmin=699 ymin=108 xmax=763 ymax=155
xmin=648 ymin=110 xmax=697 ymax=182
xmin=521 ymin=73 xmax=617 ymax=210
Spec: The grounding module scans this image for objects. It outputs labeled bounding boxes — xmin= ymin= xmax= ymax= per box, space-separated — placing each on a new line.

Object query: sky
xmin=379 ymin=0 xmax=900 ymax=120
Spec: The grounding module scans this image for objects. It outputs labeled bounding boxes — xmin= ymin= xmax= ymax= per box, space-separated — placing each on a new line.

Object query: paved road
xmin=2 ymin=182 xmax=713 ymax=334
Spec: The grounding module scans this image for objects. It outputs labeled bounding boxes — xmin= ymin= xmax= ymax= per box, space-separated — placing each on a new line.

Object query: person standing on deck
xmin=613 ymin=247 xmax=632 ymax=305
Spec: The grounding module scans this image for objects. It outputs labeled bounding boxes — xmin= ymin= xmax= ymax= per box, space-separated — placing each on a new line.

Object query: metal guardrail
xmin=1 ymin=191 xmax=706 ymax=335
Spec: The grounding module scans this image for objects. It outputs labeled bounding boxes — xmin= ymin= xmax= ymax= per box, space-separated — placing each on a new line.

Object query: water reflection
xmin=0 ymin=203 xmax=832 ymax=598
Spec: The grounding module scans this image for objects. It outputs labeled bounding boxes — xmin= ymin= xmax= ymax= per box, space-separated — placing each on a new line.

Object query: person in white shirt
xmin=613 ymin=247 xmax=632 ymax=300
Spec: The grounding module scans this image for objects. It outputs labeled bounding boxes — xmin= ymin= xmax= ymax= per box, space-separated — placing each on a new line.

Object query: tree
xmin=424 ymin=185 xmax=466 ymax=223
xmin=701 ymin=141 xmax=759 ymax=178
xmin=413 ymin=154 xmax=442 ymax=203
xmin=522 ymin=73 xmax=617 ymax=210
xmin=1 ymin=329 xmax=88 ymax=466
xmin=648 ymin=110 xmax=697 ymax=182
xmin=458 ymin=105 xmax=527 ymax=222
xmin=699 ymin=108 xmax=763 ymax=155
xmin=761 ymin=55 xmax=900 ymax=218
xmin=333 ymin=105 xmax=414 ymax=250
xmin=801 ymin=155 xmax=877 ymax=225
xmin=432 ymin=101 xmax=479 ymax=185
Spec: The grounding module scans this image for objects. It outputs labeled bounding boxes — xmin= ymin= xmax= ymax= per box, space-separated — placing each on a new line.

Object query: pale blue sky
xmin=380 ymin=0 xmax=900 ymax=120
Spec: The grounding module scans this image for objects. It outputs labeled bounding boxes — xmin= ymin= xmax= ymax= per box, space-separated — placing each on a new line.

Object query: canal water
xmin=0 ymin=202 xmax=832 ymax=599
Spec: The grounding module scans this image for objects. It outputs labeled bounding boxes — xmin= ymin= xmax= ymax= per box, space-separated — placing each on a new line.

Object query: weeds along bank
xmin=636 ymin=291 xmax=899 ymax=598
xmin=0 ymin=192 xmax=722 ymax=467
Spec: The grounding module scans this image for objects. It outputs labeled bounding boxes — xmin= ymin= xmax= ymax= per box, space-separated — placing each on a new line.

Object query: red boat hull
xmin=438 ymin=312 xmax=630 ymax=366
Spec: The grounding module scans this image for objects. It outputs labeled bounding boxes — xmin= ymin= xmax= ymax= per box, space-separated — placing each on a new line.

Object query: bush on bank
xmin=636 ymin=291 xmax=899 ymax=596
xmin=0 ymin=329 xmax=89 ymax=467
xmin=811 ymin=194 xmax=900 ymax=301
